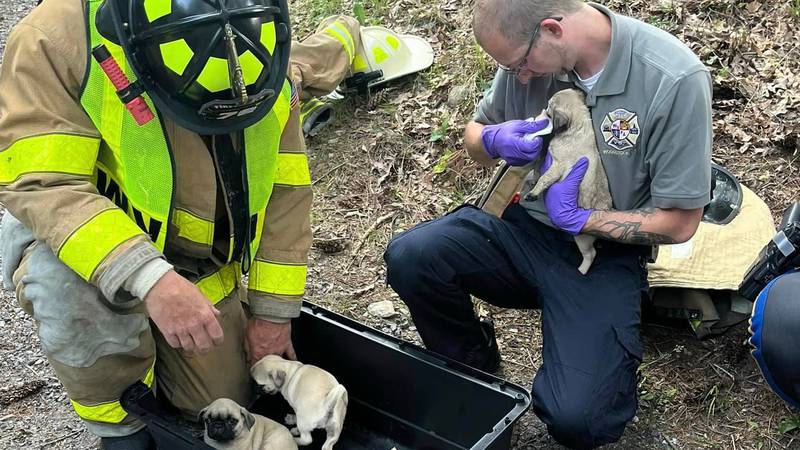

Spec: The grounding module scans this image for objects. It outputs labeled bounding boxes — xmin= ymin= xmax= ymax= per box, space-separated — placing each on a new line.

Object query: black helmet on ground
xmin=702 ymin=163 xmax=743 ymax=225
xmin=96 ymin=0 xmax=291 ymax=134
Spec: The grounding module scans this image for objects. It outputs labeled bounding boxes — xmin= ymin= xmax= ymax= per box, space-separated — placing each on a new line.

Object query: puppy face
xmin=200 ymin=398 xmax=256 ymax=443
xmin=546 ymin=89 xmax=588 ymax=132
xmin=250 ymin=355 xmax=288 ymax=395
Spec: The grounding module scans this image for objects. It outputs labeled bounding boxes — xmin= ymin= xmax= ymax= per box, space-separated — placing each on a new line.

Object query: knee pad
xmin=22 ymin=241 xmax=149 ymax=367
xmin=750 ymin=270 xmax=800 ymax=409
xmin=0 ymin=213 xmax=36 ymax=291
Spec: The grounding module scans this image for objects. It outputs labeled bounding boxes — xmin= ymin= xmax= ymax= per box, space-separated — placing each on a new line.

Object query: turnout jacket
xmin=0 ymin=0 xmax=312 ymax=320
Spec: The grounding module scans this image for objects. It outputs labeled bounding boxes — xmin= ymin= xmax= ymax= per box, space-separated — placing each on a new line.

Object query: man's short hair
xmin=474 ymin=0 xmax=584 ymax=45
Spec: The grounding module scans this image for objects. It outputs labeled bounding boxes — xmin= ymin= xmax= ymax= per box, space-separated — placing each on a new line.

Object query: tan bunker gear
xmin=0 ymin=0 xmax=358 ymax=438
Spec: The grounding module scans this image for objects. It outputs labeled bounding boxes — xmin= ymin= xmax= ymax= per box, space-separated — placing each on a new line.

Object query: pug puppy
xmin=251 ymin=355 xmax=348 ymax=450
xmin=200 ymin=398 xmax=298 ymax=450
xmin=524 ymin=88 xmax=613 ymax=274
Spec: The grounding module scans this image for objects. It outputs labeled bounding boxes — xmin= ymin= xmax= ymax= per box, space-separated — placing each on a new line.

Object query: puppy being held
xmin=251 ymin=355 xmax=348 ymax=450
xmin=200 ymin=398 xmax=298 ymax=450
xmin=524 ymin=88 xmax=612 ymax=274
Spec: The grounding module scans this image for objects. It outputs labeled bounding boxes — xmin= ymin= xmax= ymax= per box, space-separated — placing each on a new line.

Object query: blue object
xmin=750 ymin=269 xmax=800 ymax=409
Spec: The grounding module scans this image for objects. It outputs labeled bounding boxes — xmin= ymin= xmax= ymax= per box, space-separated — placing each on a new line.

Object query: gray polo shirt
xmin=474 ymin=3 xmax=712 ymax=226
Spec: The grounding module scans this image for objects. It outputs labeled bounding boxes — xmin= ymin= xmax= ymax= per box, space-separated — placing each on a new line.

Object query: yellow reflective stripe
xmin=353 ymin=54 xmax=368 ymax=72
xmin=260 ymin=21 xmax=277 ymax=55
xmin=196 ymin=263 xmax=240 ymax=305
xmin=174 ymin=209 xmax=214 ymax=245
xmin=239 ymin=51 xmax=264 ymax=86
xmin=71 ymin=363 xmax=154 ymax=424
xmin=373 ymin=46 xmax=389 ymax=64
xmin=160 ymin=39 xmax=194 ymax=76
xmin=249 ymin=260 xmax=307 ymax=296
xmin=143 ymin=0 xmax=171 ymax=23
xmin=323 ymin=23 xmax=354 ymax=63
xmin=249 ymin=210 xmax=266 ymax=263
xmin=58 ymin=208 xmax=145 ymax=281
xmin=275 ymin=153 xmax=311 ymax=186
xmin=71 ymin=398 xmax=129 ymax=424
xmin=196 ymin=57 xmax=231 ymax=92
xmin=333 ymin=22 xmax=355 ymax=56
xmin=0 ymin=134 xmax=99 ymax=185
xmin=386 ymin=35 xmax=401 ymax=50
xmin=274 ymin=81 xmax=292 ymax=127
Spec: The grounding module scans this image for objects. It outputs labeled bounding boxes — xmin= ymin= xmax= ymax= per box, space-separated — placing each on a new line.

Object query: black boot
xmin=100 ymin=428 xmax=155 ymax=450
xmin=461 ymin=320 xmax=501 ymax=373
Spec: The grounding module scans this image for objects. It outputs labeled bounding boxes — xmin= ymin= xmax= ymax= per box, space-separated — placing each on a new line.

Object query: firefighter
xmin=0 ymin=0 xmax=345 ymax=448
xmin=384 ymin=0 xmax=712 ymax=448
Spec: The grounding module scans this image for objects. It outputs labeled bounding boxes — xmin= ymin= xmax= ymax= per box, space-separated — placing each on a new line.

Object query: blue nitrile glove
xmin=542 ymin=155 xmax=593 ymax=235
xmin=480 ymin=118 xmax=551 ymax=166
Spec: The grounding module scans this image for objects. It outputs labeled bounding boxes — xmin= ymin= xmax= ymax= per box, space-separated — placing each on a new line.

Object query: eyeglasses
xmin=498 ymin=16 xmax=563 ymax=76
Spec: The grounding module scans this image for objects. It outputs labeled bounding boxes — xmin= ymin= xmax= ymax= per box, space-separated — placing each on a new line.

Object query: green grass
xmin=790 ymin=0 xmax=800 ymax=20
xmin=647 ymin=2 xmax=679 ymax=30
xmin=429 ymin=117 xmax=450 ymax=143
xmin=305 ymin=0 xmax=344 ymax=25
xmin=432 ymin=148 xmax=454 ymax=174
xmin=352 ymin=0 xmax=391 ymax=25
xmin=779 ymin=415 xmax=800 ymax=434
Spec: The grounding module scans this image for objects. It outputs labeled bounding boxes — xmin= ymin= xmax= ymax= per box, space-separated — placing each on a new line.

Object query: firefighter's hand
xmin=144 ymin=270 xmax=224 ymax=354
xmin=245 ymin=318 xmax=296 ymax=365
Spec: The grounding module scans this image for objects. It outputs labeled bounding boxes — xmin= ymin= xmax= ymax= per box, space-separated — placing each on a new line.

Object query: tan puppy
xmin=200 ymin=398 xmax=298 ymax=450
xmin=525 ymin=89 xmax=612 ymax=274
xmin=251 ymin=355 xmax=348 ymax=450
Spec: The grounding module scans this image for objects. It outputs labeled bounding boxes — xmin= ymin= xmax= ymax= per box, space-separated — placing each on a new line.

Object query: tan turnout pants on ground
xmin=0 ymin=15 xmax=361 ymax=439
xmin=291 ymin=15 xmax=363 ymax=100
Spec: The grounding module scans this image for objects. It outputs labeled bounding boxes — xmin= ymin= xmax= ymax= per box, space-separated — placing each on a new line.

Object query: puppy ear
xmin=241 ymin=407 xmax=256 ymax=430
xmin=271 ymin=369 xmax=286 ymax=388
xmin=198 ymin=406 xmax=208 ymax=422
xmin=549 ymin=105 xmax=570 ymax=132
xmin=250 ymin=364 xmax=266 ymax=385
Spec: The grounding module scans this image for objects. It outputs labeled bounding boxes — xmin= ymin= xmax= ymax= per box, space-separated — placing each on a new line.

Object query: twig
xmin=350 ymin=282 xmax=378 ymax=298
xmin=350 ymin=212 xmax=396 ymax=257
xmin=765 ymin=434 xmax=788 ymax=450
xmin=39 ymin=430 xmax=82 ymax=449
xmin=312 ymin=162 xmax=347 ymax=186
xmin=502 ymin=358 xmax=533 ymax=371
xmin=663 ymin=436 xmax=679 ymax=450
xmin=712 ymin=363 xmax=736 ymax=383
xmin=639 ymin=352 xmax=673 ymax=370
xmin=24 ymin=364 xmax=40 ymax=377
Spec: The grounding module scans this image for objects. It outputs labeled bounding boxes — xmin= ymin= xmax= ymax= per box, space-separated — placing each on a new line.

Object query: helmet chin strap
xmin=224 ymin=23 xmax=249 ymax=105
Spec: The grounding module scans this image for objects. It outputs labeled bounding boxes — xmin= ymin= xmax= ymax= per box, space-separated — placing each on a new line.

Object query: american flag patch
xmin=289 ymin=80 xmax=300 ymax=110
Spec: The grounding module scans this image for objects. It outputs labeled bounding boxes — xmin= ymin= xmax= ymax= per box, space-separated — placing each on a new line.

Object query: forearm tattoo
xmin=587 ymin=208 xmax=678 ymax=245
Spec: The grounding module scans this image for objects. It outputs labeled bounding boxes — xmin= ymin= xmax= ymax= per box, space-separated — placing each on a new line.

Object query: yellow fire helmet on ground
xmin=341 ymin=26 xmax=434 ymax=93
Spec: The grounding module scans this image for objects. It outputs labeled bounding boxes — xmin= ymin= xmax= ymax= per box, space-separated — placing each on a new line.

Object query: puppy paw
xmin=296 ymin=431 xmax=313 ymax=446
xmin=285 ymin=413 xmax=297 ymax=425
xmin=294 ymin=433 xmax=314 ymax=445
xmin=290 ymin=426 xmax=300 ymax=437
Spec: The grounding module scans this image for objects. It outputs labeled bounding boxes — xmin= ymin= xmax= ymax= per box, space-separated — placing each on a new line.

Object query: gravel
xmin=0 ymin=1 xmax=97 ymax=448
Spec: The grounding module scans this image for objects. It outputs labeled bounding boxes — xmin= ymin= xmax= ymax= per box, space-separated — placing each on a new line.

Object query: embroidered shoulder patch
xmin=601 ymin=108 xmax=640 ymax=151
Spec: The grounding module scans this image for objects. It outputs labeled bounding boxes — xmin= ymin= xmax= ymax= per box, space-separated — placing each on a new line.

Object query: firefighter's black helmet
xmin=702 ymin=163 xmax=743 ymax=225
xmin=97 ymin=0 xmax=291 ymax=134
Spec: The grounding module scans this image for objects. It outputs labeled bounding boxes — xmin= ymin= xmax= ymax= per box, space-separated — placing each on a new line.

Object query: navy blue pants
xmin=384 ymin=204 xmax=646 ymax=449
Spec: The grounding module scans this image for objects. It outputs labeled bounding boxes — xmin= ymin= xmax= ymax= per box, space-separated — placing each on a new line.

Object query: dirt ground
xmin=1 ymin=0 xmax=800 ymax=449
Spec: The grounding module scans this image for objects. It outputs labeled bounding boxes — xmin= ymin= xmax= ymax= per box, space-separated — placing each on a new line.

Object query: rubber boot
xmin=100 ymin=428 xmax=156 ymax=450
